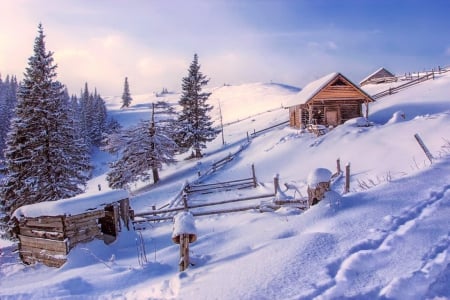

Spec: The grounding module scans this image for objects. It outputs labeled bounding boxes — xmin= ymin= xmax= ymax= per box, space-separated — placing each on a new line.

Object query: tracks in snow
xmin=311 ymin=184 xmax=450 ymax=299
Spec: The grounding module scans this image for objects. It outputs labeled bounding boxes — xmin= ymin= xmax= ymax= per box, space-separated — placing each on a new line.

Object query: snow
xmin=307 ymin=168 xmax=332 ymax=188
xmin=172 ymin=211 xmax=197 ymax=239
xmin=12 ymin=189 xmax=128 ymax=218
xmin=283 ymin=72 xmax=338 ymax=107
xmin=1 ymin=70 xmax=450 ymax=299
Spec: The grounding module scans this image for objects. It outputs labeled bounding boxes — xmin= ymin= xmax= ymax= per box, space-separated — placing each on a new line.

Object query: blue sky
xmin=1 ymin=0 xmax=449 ymax=96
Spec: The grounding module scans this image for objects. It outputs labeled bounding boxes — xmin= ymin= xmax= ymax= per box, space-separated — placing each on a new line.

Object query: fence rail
xmin=372 ymin=66 xmax=449 ymax=100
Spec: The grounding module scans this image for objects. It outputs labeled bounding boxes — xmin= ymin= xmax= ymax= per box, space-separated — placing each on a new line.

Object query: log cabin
xmin=285 ymin=72 xmax=375 ymax=129
xmin=360 ymin=67 xmax=397 ymax=86
xmin=11 ymin=190 xmax=131 ymax=267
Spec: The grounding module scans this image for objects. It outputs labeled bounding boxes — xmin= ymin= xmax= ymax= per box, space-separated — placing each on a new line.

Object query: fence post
xmin=182 ymin=193 xmax=188 ymax=210
xmin=336 ymin=158 xmax=341 ymax=174
xmin=414 ymin=133 xmax=433 ymax=163
xmin=273 ymin=174 xmax=279 ymax=196
xmin=251 ymin=164 xmax=257 ymax=188
xmin=344 ymin=163 xmax=350 ymax=194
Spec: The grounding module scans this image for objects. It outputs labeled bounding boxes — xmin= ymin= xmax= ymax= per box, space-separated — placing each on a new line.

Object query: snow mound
xmin=386 ymin=110 xmax=406 ymax=125
xmin=307 ymin=168 xmax=332 ymax=188
xmin=172 ymin=211 xmax=197 ymax=241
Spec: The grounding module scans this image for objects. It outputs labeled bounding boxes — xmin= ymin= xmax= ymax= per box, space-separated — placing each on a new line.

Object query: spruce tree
xmin=107 ymin=101 xmax=178 ymax=189
xmin=0 ymin=24 xmax=90 ymax=230
xmin=0 ymin=75 xmax=18 ymax=161
xmin=121 ymin=77 xmax=132 ymax=109
xmin=176 ymin=54 xmax=218 ymax=158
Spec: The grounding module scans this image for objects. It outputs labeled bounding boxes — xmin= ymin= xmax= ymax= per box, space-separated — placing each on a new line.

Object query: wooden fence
xmin=372 ymin=66 xmax=448 ymax=100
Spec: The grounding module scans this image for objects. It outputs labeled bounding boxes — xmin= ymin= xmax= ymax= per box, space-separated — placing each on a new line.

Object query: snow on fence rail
xmin=249 ymin=120 xmax=290 ymax=138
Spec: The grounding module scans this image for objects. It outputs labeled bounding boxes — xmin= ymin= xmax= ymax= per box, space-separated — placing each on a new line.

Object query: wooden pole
xmin=252 ymin=164 xmax=257 ymax=188
xmin=414 ymin=133 xmax=433 ymax=163
xmin=178 ymin=234 xmax=191 ymax=272
xmin=182 ymin=193 xmax=188 ymax=210
xmin=344 ymin=163 xmax=350 ymax=194
xmin=274 ymin=174 xmax=279 ymax=196
xmin=336 ymin=158 xmax=341 ymax=174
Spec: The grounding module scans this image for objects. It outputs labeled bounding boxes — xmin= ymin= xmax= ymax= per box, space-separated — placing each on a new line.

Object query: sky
xmin=1 ymin=0 xmax=449 ymax=96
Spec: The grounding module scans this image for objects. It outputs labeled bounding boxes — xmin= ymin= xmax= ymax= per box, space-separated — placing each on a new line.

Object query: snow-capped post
xmin=344 ymin=163 xmax=351 ymax=194
xmin=172 ymin=211 xmax=197 ymax=272
xmin=307 ymin=168 xmax=332 ymax=206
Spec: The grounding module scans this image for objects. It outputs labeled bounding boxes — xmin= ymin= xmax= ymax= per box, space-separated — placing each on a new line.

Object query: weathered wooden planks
xmin=16 ymin=198 xmax=130 ymax=267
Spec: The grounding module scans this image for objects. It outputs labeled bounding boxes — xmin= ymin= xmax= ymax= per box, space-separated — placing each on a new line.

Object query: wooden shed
xmin=285 ymin=72 xmax=375 ymax=129
xmin=360 ymin=67 xmax=397 ymax=86
xmin=11 ymin=190 xmax=131 ymax=267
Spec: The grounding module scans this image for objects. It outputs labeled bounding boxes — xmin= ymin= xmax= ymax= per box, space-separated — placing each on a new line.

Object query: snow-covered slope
xmin=1 ymin=74 xmax=449 ymax=299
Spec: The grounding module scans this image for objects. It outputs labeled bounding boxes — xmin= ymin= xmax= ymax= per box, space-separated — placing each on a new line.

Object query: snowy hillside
xmin=1 ymin=73 xmax=450 ymax=299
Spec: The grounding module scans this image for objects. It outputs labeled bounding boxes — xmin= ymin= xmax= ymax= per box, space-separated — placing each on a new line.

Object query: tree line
xmin=0 ymin=24 xmax=219 ymax=238
xmin=0 ymin=25 xmax=114 ymax=237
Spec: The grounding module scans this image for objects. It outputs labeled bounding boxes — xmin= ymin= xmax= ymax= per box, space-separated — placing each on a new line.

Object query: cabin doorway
xmin=325 ymin=110 xmax=338 ymax=126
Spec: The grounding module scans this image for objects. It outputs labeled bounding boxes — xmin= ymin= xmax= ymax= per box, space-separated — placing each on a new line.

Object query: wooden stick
xmin=344 ymin=163 xmax=350 ymax=194
xmin=252 ymin=164 xmax=257 ymax=188
xmin=414 ymin=133 xmax=433 ymax=163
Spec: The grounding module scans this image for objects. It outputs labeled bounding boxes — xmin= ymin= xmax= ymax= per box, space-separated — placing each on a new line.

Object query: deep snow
xmin=1 ymin=72 xmax=450 ymax=299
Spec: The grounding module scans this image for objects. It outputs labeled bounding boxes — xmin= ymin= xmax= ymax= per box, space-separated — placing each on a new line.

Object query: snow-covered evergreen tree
xmin=121 ymin=77 xmax=132 ymax=109
xmin=176 ymin=54 xmax=218 ymax=158
xmin=0 ymin=24 xmax=90 ymax=232
xmin=76 ymin=84 xmax=108 ymax=147
xmin=0 ymin=75 xmax=18 ymax=161
xmin=107 ymin=101 xmax=178 ymax=189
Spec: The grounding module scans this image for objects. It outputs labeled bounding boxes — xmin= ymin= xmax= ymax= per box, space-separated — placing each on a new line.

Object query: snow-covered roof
xmin=307 ymin=168 xmax=332 ymax=188
xmin=283 ymin=72 xmax=338 ymax=107
xmin=360 ymin=67 xmax=396 ymax=85
xmin=13 ymin=189 xmax=129 ymax=218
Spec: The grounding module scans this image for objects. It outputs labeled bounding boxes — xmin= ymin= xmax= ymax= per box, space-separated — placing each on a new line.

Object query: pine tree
xmin=0 ymin=75 xmax=18 ymax=161
xmin=77 ymin=84 xmax=108 ymax=147
xmin=176 ymin=54 xmax=218 ymax=158
xmin=107 ymin=101 xmax=178 ymax=189
xmin=121 ymin=77 xmax=132 ymax=109
xmin=0 ymin=24 xmax=90 ymax=231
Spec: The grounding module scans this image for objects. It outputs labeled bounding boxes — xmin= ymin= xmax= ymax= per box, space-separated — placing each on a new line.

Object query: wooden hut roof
xmin=284 ymin=72 xmax=374 ymax=107
xmin=360 ymin=67 xmax=396 ymax=85
xmin=13 ymin=190 xmax=129 ymax=218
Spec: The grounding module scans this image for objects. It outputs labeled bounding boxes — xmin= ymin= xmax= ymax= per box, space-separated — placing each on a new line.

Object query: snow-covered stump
xmin=307 ymin=168 xmax=332 ymax=206
xmin=172 ymin=211 xmax=197 ymax=272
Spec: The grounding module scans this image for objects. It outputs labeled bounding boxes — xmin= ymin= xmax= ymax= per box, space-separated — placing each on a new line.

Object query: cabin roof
xmin=360 ymin=67 xmax=396 ymax=85
xmin=13 ymin=189 xmax=129 ymax=218
xmin=284 ymin=72 xmax=373 ymax=107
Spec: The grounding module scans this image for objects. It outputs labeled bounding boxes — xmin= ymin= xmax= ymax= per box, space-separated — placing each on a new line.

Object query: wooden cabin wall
xmin=18 ymin=215 xmax=68 ymax=267
xmin=313 ymin=85 xmax=365 ymax=101
xmin=17 ymin=198 xmax=129 ymax=267
xmin=339 ymin=102 xmax=362 ymax=123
